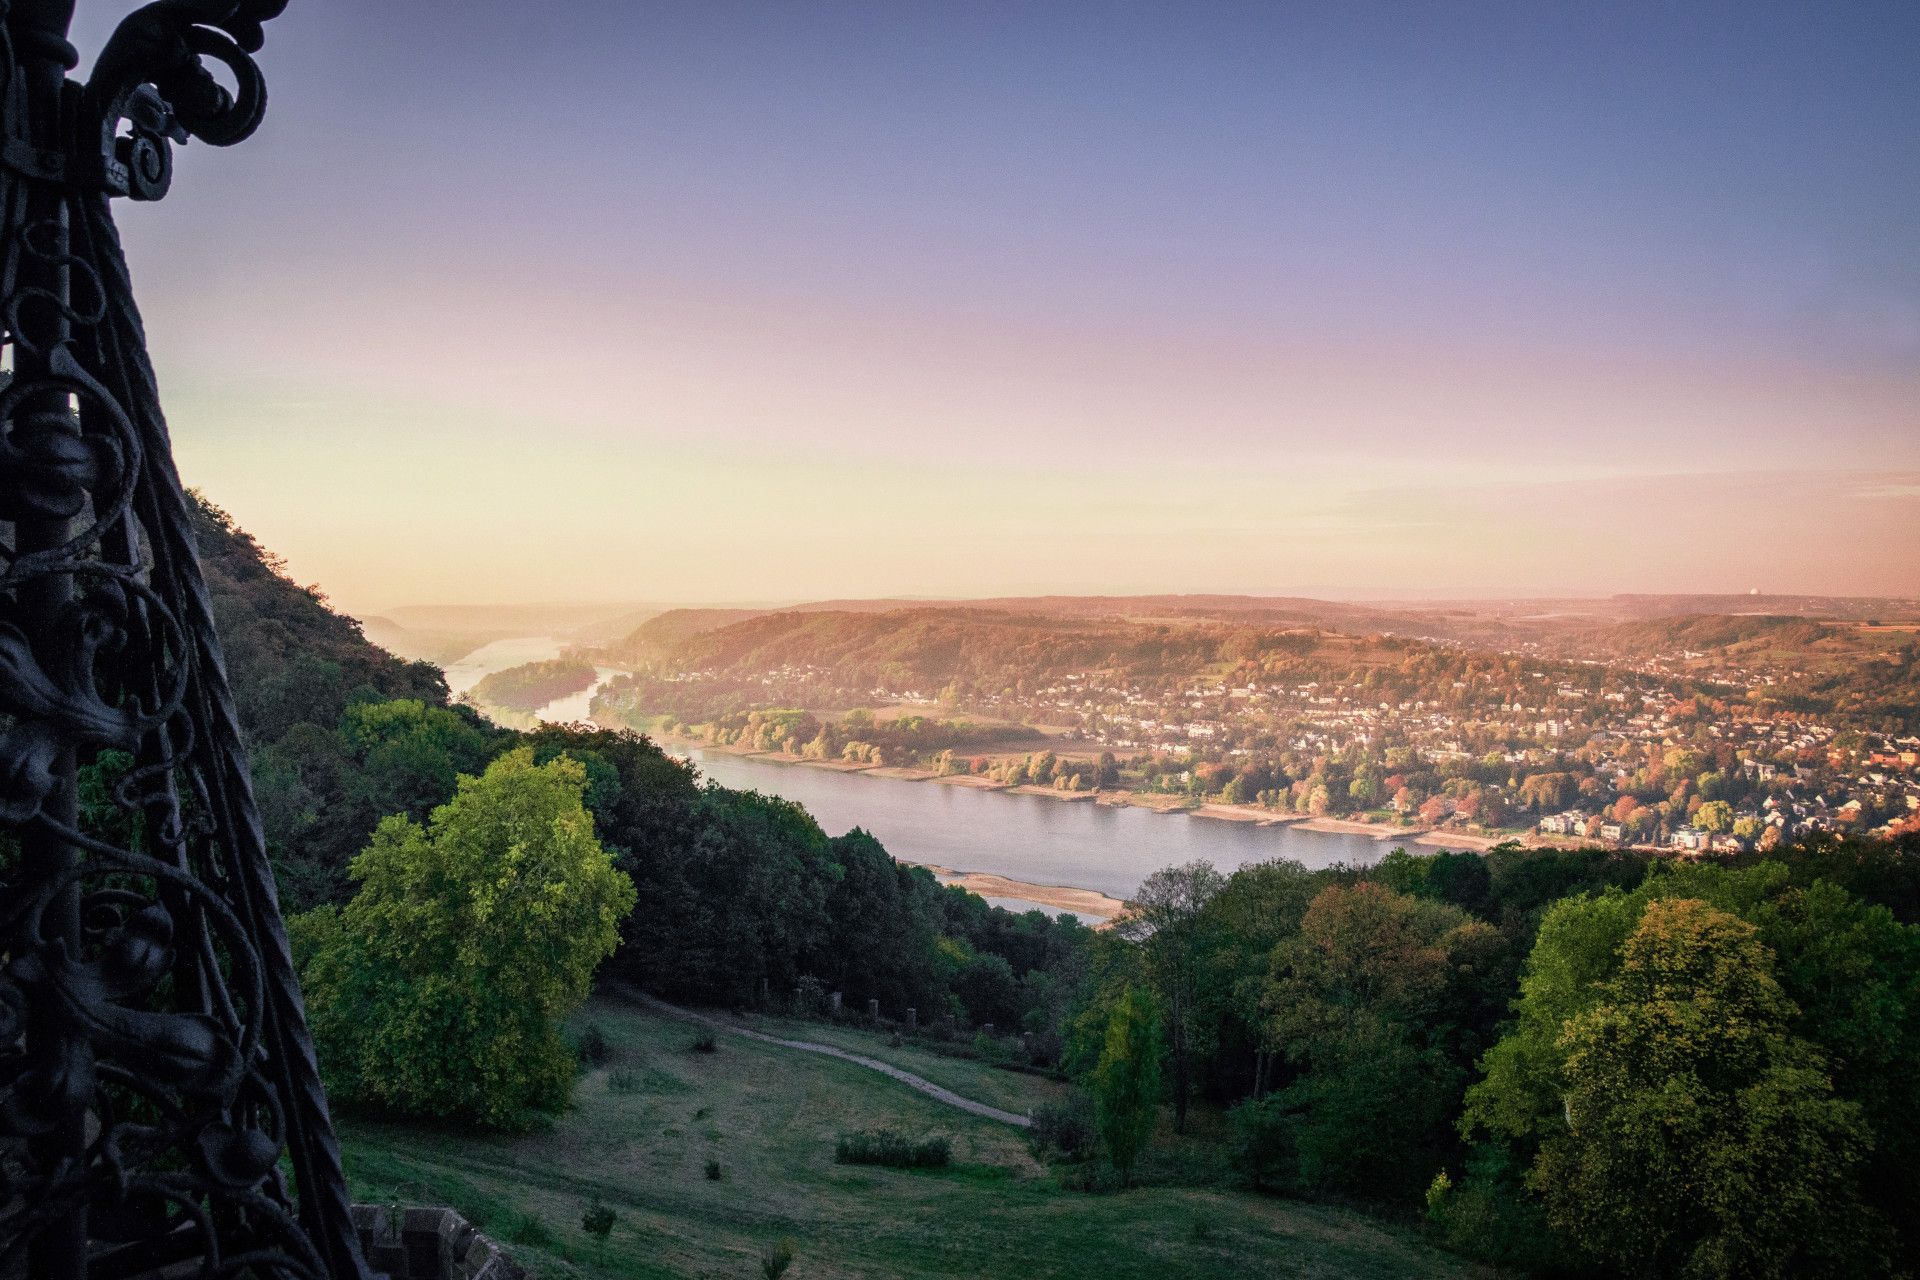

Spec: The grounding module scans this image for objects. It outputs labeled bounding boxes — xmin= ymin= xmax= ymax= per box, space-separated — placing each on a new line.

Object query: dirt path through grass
xmin=619 ymin=986 xmax=1033 ymax=1128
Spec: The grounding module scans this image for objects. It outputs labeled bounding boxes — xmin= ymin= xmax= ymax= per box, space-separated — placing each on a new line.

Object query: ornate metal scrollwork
xmin=1 ymin=2 xmax=370 ymax=1276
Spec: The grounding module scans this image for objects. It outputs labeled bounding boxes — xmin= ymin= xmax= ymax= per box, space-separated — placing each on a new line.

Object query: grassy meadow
xmin=340 ymin=996 xmax=1486 ymax=1279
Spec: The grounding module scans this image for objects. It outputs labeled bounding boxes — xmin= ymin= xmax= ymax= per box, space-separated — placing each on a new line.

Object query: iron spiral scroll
xmin=0 ymin=2 xmax=370 ymax=1276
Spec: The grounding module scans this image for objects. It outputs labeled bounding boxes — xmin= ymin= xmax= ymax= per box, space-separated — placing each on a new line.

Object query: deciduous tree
xmin=1092 ymin=986 xmax=1163 ymax=1183
xmin=295 ymin=748 xmax=635 ymax=1127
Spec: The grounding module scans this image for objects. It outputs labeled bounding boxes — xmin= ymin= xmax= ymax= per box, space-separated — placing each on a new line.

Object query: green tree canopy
xmin=1117 ymin=860 xmax=1225 ymax=1132
xmin=1257 ymin=882 xmax=1506 ymax=1200
xmin=1467 ymin=891 xmax=1885 ymax=1277
xmin=1091 ymin=985 xmax=1164 ymax=1183
xmin=295 ymin=747 xmax=635 ymax=1127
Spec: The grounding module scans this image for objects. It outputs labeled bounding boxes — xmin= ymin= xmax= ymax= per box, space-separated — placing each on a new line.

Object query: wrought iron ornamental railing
xmin=0 ymin=2 xmax=368 ymax=1276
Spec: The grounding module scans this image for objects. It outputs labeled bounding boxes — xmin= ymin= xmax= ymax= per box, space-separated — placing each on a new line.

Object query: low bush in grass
xmin=970 ymin=1031 xmax=1012 ymax=1065
xmin=1228 ymin=1094 xmax=1297 ymax=1193
xmin=506 ymin=1213 xmax=555 ymax=1249
xmin=834 ymin=1129 xmax=952 ymax=1169
xmin=607 ymin=1068 xmax=641 ymax=1095
xmin=1058 ymin=1160 xmax=1120 ymax=1194
xmin=687 ymin=1031 xmax=717 ymax=1054
xmin=1028 ymin=1097 xmax=1097 ymax=1162
xmin=1423 ymin=1149 xmax=1566 ymax=1272
xmin=576 ymin=1023 xmax=612 ymax=1067
xmin=760 ymin=1238 xmax=795 ymax=1279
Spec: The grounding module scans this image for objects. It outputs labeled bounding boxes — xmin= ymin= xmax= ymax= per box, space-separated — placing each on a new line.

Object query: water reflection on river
xmin=678 ymin=748 xmax=1427 ymax=905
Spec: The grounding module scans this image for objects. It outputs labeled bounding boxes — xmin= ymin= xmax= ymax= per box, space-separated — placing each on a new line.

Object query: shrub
xmin=580 ymin=1199 xmax=615 ymax=1254
xmin=506 ymin=1214 xmax=554 ymax=1249
xmin=1228 ymin=1094 xmax=1296 ymax=1192
xmin=970 ymin=1030 xmax=1013 ymax=1064
xmin=607 ymin=1068 xmax=641 ymax=1095
xmin=792 ymin=975 xmax=827 ymax=1015
xmin=1058 ymin=1160 xmax=1117 ymax=1194
xmin=1029 ymin=1098 xmax=1097 ymax=1162
xmin=577 ymin=1023 xmax=612 ymax=1067
xmin=704 ymin=1157 xmax=723 ymax=1181
xmin=834 ymin=1129 xmax=952 ymax=1169
xmin=687 ymin=1031 xmax=718 ymax=1054
xmin=1091 ymin=986 xmax=1162 ymax=1184
xmin=1425 ymin=1148 xmax=1566 ymax=1271
xmin=760 ymin=1238 xmax=795 ymax=1279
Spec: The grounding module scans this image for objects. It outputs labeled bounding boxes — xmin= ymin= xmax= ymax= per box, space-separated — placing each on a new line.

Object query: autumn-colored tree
xmin=1259 ymin=882 xmax=1507 ymax=1200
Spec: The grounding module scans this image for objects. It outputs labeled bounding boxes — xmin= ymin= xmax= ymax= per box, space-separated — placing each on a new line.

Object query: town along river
xmin=675 ymin=748 xmax=1448 ymax=921
xmin=436 ymin=639 xmax=1456 ymax=921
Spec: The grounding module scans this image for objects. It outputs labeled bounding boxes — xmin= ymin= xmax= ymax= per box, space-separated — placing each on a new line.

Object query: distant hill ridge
xmin=361 ymin=590 xmax=1920 ymax=669
xmin=588 ymin=593 xmax=1920 ymax=709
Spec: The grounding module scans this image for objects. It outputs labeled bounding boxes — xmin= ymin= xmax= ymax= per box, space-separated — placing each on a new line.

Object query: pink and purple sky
xmin=76 ymin=1 xmax=1920 ymax=610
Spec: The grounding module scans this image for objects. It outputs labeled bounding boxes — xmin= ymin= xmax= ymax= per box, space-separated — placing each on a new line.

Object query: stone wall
xmin=351 ymin=1204 xmax=526 ymax=1280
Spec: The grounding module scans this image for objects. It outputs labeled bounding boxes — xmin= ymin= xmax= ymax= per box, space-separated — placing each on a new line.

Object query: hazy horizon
xmin=362 ymin=583 xmax=1914 ymax=626
xmin=78 ymin=1 xmax=1917 ymax=612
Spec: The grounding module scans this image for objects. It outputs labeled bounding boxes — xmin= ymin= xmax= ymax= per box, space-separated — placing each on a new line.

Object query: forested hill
xmin=181 ymin=502 xmax=1088 ymax=1053
xmin=595 ymin=591 xmax=1920 ymax=669
xmin=613 ymin=607 xmax=767 ymax=661
xmin=191 ymin=493 xmax=448 ymax=742
xmin=594 ymin=595 xmax=1920 ymax=734
xmin=1581 ymin=614 xmax=1838 ymax=657
xmin=637 ymin=607 xmax=1223 ymax=687
xmin=601 ymin=605 xmax=1596 ymax=703
xmin=190 ymin=493 xmax=480 ymax=907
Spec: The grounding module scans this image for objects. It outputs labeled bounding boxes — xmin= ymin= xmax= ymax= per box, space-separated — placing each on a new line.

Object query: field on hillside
xmin=341 ymin=996 xmax=1487 ymax=1280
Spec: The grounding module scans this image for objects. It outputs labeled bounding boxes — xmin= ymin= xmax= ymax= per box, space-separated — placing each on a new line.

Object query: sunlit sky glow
xmin=74 ymin=1 xmax=1920 ymax=611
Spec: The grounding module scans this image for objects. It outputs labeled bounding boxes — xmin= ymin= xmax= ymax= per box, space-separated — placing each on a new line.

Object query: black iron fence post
xmin=10 ymin=4 xmax=84 ymax=1276
xmin=0 ymin=2 xmax=370 ymax=1275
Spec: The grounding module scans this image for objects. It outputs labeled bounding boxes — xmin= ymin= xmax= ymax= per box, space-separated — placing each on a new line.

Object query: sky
xmin=72 ymin=1 xmax=1920 ymax=611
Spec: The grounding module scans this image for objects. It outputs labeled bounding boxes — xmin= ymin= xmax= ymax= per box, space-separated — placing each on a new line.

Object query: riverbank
xmin=1097 ymin=790 xmax=1194 ymax=813
xmin=912 ymin=864 xmax=1127 ymax=923
xmin=1413 ymin=828 xmax=1512 ymax=850
xmin=1192 ymin=802 xmax=1286 ymax=824
xmin=1296 ymin=816 xmax=1411 ymax=841
xmin=650 ymin=730 xmax=1514 ymax=909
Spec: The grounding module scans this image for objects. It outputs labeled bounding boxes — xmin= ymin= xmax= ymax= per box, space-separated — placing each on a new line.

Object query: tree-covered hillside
xmin=191 ymin=492 xmax=449 ymax=741
xmin=470 ymin=657 xmax=597 ymax=711
xmin=166 ymin=501 xmax=1920 ymax=1277
xmin=189 ymin=496 xmax=1085 ymax=1051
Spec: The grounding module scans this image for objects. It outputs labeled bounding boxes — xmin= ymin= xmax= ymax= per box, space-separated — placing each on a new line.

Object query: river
xmin=442 ymin=636 xmax=621 ymax=722
xmin=441 ymin=636 xmax=1430 ymax=919
xmin=678 ymin=748 xmax=1421 ymax=912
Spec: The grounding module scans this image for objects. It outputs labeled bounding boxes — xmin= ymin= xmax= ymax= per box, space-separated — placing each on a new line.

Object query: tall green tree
xmin=1118 ymin=860 xmax=1224 ymax=1132
xmin=1470 ymin=896 xmax=1877 ymax=1278
xmin=1257 ymin=882 xmax=1503 ymax=1201
xmin=1092 ymin=986 xmax=1164 ymax=1184
xmin=294 ymin=748 xmax=635 ymax=1127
